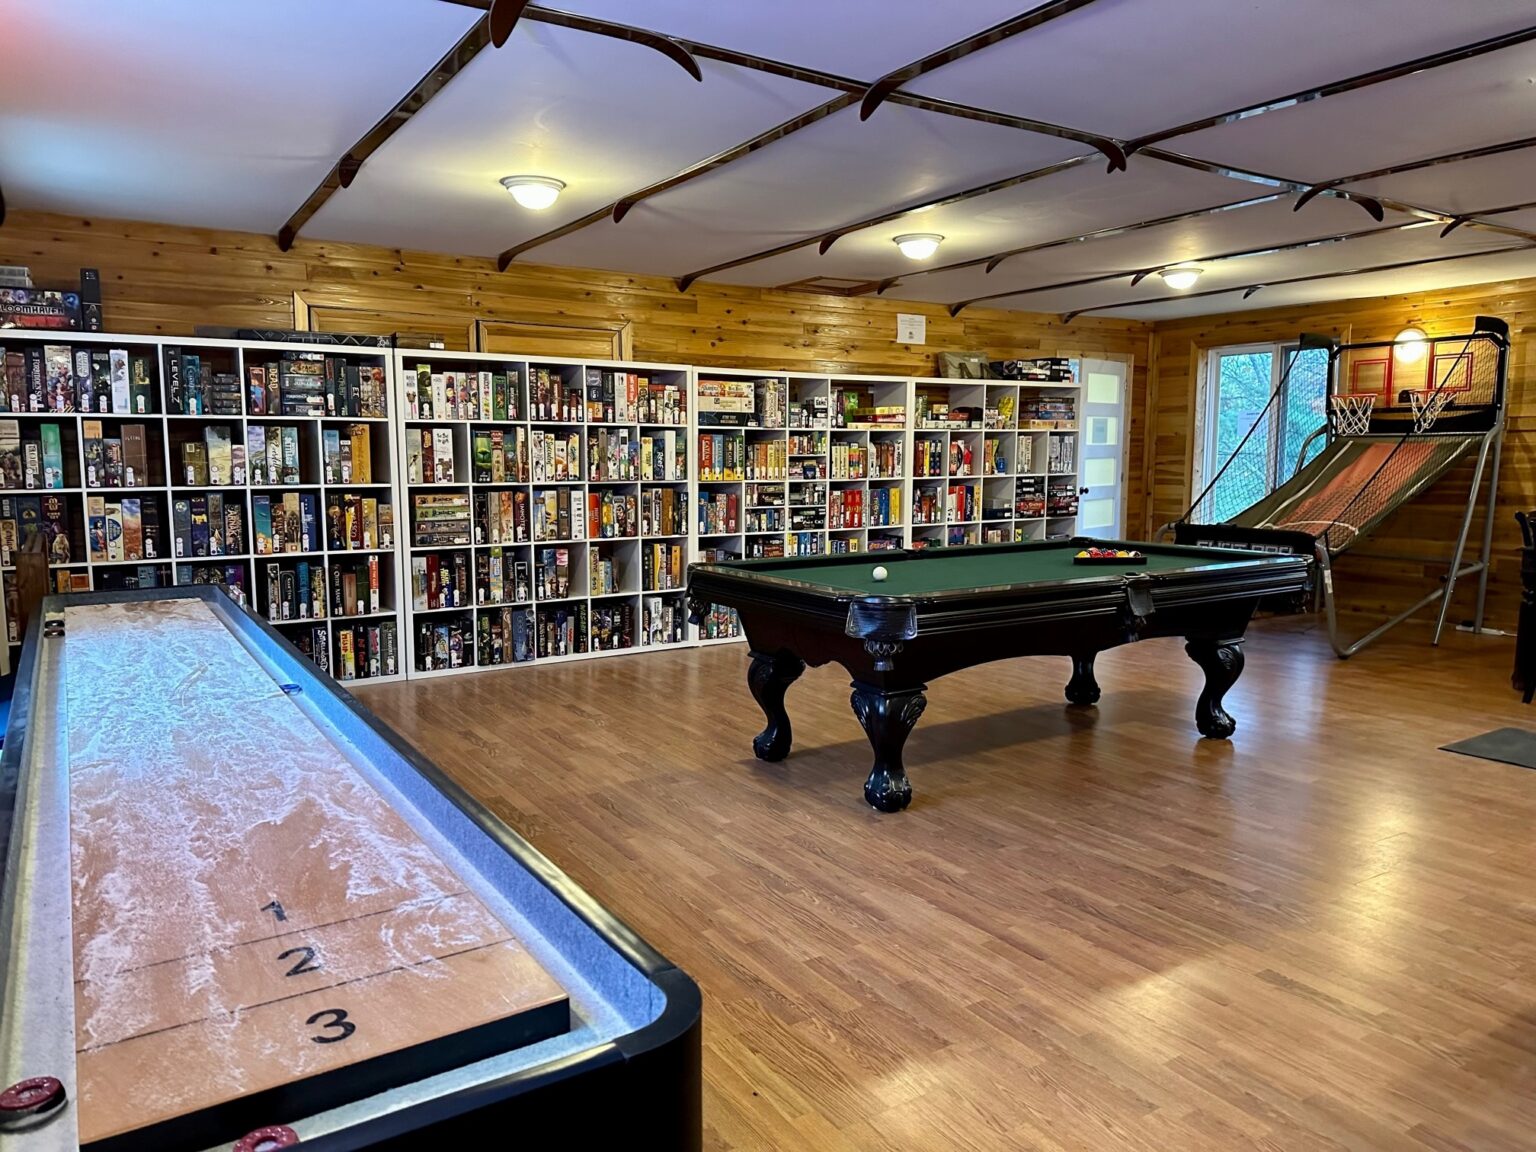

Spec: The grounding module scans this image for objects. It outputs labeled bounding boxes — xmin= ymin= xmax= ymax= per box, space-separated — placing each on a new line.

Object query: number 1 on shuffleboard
xmin=260 ymin=899 xmax=287 ymax=923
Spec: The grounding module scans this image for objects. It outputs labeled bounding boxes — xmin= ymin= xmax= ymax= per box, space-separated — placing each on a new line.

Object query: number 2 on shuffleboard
xmin=278 ymin=946 xmax=321 ymax=976
xmin=307 ymin=1008 xmax=356 ymax=1044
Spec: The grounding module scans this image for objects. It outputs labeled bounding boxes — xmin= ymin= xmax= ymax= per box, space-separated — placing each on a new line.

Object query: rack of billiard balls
xmin=1072 ymin=546 xmax=1147 ymax=566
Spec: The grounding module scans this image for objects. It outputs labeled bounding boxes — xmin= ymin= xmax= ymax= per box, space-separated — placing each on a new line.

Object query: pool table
xmin=687 ymin=538 xmax=1310 ymax=813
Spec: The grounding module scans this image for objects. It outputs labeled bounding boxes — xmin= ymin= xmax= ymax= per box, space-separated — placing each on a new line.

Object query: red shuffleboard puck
xmin=0 ymin=1076 xmax=66 ymax=1118
xmin=234 ymin=1125 xmax=301 ymax=1151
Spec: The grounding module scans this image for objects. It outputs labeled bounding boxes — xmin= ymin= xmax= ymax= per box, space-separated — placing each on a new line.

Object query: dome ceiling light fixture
xmin=500 ymin=175 xmax=567 ymax=210
xmin=1158 ymin=265 xmax=1205 ymax=290
xmin=893 ymin=233 xmax=944 ymax=260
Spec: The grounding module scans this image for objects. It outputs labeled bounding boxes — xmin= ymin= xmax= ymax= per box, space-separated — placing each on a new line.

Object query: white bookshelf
xmin=910 ymin=375 xmax=1082 ymax=548
xmin=392 ymin=349 xmax=692 ymax=676
xmin=0 ymin=330 xmax=407 ymax=684
xmin=0 ymin=328 xmax=1085 ymax=685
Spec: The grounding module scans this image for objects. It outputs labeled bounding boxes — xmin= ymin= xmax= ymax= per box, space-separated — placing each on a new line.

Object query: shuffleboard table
xmin=687 ymin=538 xmax=1310 ymax=813
xmin=0 ymin=588 xmax=700 ymax=1152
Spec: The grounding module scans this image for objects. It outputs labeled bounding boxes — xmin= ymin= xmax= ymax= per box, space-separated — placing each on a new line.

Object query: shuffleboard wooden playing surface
xmin=64 ymin=598 xmax=569 ymax=1148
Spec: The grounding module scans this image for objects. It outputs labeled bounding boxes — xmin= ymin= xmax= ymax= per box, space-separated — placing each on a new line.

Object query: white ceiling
xmin=4 ymin=0 xmax=1536 ymax=322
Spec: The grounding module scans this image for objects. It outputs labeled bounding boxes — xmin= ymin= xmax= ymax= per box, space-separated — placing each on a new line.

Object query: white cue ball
xmin=872 ymin=565 xmax=889 ymax=583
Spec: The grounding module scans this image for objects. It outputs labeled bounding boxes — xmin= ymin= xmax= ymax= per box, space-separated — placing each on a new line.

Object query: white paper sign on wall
xmin=897 ymin=313 xmax=926 ymax=344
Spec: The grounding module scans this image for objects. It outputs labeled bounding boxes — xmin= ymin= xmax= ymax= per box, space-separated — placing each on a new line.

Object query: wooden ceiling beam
xmin=1051 ymin=243 xmax=1535 ymax=323
xmin=945 ymin=222 xmax=1417 ymax=314
xmin=1293 ymin=134 xmax=1536 ymax=212
xmin=1127 ymin=24 xmax=1536 ymax=155
xmin=859 ymin=0 xmax=1105 ymax=121
xmin=276 ymin=14 xmax=493 ymax=250
xmin=868 ymin=192 xmax=1289 ymax=294
xmin=497 ymin=93 xmax=860 ymax=270
xmin=673 ymin=155 xmax=1095 ymax=292
xmin=490 ymin=11 xmax=1123 ymax=266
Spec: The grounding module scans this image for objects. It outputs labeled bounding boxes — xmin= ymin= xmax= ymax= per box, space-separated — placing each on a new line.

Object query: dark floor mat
xmin=1440 ymin=728 xmax=1536 ymax=769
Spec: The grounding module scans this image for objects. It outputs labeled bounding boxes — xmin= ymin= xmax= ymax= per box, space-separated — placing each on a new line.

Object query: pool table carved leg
xmin=747 ymin=650 xmax=805 ymax=761
xmin=850 ymin=684 xmax=927 ymax=813
xmin=1065 ymin=653 xmax=1101 ymax=705
xmin=1185 ymin=638 xmax=1244 ymax=739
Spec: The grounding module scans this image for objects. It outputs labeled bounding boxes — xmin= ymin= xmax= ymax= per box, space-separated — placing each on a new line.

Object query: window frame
xmin=1194 ymin=339 xmax=1332 ymax=517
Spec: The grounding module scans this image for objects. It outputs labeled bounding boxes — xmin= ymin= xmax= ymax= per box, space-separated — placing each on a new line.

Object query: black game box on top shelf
xmin=196 ymin=327 xmax=396 ymax=348
xmin=990 ymin=357 xmax=1074 ymax=382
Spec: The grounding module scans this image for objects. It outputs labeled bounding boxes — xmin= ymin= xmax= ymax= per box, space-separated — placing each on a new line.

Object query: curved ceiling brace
xmin=522 ymin=7 xmax=702 ymax=80
xmin=672 ymin=154 xmax=1093 ymax=292
xmin=1059 ymin=309 xmax=1084 ymax=323
xmin=818 ymin=235 xmax=842 ymax=255
xmin=1126 ymin=24 xmax=1536 ymax=154
xmin=877 ymin=91 xmax=1124 ymax=170
xmin=1292 ymin=184 xmax=1384 ymax=220
xmin=875 ymin=278 xmax=899 ymax=295
xmin=1129 ymin=269 xmax=1153 ymax=287
xmin=276 ymin=14 xmax=494 ymax=251
xmin=1041 ymin=242 xmax=1536 ymax=322
xmin=859 ymin=0 xmax=1106 ymax=120
xmin=488 ymin=0 xmax=532 ymax=47
xmin=497 ymin=94 xmax=858 ymax=269
xmin=1441 ymin=217 xmax=1469 ymax=238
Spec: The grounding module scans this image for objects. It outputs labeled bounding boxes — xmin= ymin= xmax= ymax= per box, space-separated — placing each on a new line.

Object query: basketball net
xmin=1410 ymin=389 xmax=1451 ymax=434
xmin=1329 ymin=393 xmax=1375 ymax=438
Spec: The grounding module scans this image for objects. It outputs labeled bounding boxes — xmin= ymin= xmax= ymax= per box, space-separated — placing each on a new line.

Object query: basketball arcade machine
xmin=1171 ymin=317 xmax=1510 ymax=658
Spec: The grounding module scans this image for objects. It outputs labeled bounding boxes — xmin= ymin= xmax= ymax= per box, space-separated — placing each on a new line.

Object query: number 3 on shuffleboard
xmin=306 ymin=1009 xmax=356 ymax=1044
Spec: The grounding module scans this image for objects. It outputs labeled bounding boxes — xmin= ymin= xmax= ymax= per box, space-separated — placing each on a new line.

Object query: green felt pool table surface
xmin=735 ymin=542 xmax=1250 ymax=597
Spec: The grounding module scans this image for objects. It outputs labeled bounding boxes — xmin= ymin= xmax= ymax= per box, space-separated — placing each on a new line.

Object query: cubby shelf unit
xmin=0 ymin=329 xmax=1087 ymax=686
xmin=392 ymin=349 xmax=693 ymax=677
xmin=0 ymin=329 xmax=405 ymax=684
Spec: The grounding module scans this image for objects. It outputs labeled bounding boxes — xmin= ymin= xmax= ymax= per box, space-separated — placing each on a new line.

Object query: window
xmin=1196 ymin=341 xmax=1330 ymax=521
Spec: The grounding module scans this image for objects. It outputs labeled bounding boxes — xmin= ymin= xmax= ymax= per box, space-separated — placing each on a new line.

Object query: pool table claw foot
xmin=1065 ymin=653 xmax=1101 ymax=705
xmin=1185 ymin=638 xmax=1244 ymax=739
xmin=748 ymin=650 xmax=805 ymax=761
xmin=850 ymin=684 xmax=926 ymax=813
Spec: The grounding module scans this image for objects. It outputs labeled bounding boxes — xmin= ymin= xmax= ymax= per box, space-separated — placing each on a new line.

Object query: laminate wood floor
xmin=357 ymin=617 xmax=1536 ymax=1151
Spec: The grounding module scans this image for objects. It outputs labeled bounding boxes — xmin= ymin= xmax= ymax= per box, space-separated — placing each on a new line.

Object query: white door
xmin=1077 ymin=358 xmax=1128 ymax=539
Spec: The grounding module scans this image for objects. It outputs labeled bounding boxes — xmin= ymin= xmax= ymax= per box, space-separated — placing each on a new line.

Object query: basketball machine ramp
xmin=1171 ymin=317 xmax=1510 ymax=658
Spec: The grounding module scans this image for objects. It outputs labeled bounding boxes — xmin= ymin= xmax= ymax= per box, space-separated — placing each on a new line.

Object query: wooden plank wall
xmin=1149 ymin=280 xmax=1536 ymax=629
xmin=0 ymin=210 xmax=1154 ymax=531
xmin=12 ymin=209 xmax=1531 ymax=628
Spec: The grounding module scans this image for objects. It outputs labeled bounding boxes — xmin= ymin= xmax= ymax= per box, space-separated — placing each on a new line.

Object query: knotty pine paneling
xmin=1150 ymin=279 xmax=1536 ymax=628
xmin=0 ymin=210 xmax=1155 ymax=531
